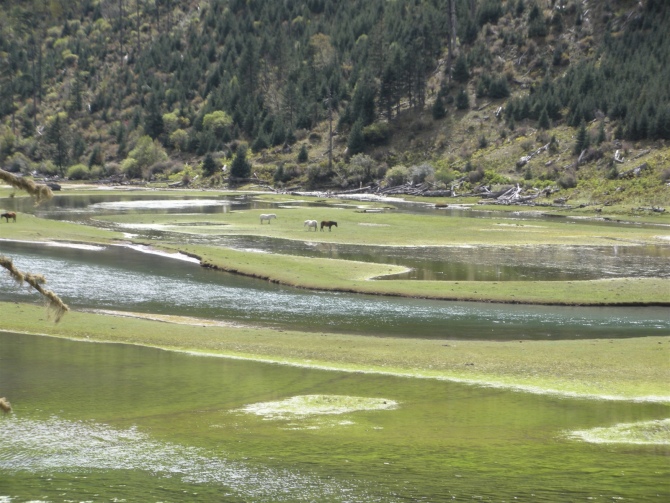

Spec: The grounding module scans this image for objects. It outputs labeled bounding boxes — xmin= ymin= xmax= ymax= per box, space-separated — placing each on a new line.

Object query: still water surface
xmin=1 ymin=332 xmax=668 ymax=502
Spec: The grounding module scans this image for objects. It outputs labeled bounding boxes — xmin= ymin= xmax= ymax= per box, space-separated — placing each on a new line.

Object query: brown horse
xmin=320 ymin=220 xmax=337 ymax=231
xmin=1 ymin=212 xmax=16 ymax=223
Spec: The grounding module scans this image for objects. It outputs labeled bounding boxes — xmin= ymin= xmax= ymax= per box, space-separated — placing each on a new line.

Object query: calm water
xmin=1 ymin=193 xmax=669 ymax=501
xmin=1 ymin=332 xmax=668 ymax=502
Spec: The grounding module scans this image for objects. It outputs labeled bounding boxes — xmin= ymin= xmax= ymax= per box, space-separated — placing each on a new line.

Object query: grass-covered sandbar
xmin=2 ymin=303 xmax=668 ymax=404
xmin=1 ymin=188 xmax=669 ymax=304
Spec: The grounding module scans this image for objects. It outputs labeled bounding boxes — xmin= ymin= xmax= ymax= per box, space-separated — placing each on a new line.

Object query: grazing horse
xmin=304 ymin=220 xmax=318 ymax=231
xmin=1 ymin=212 xmax=16 ymax=223
xmin=320 ymin=220 xmax=337 ymax=232
xmin=260 ymin=213 xmax=277 ymax=224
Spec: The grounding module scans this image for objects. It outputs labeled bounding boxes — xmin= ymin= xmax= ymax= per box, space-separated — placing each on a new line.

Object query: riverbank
xmin=2 ymin=302 xmax=668 ymax=404
xmin=2 ymin=189 xmax=669 ymax=305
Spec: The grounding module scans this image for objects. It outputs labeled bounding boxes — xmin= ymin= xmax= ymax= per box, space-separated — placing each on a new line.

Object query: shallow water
xmin=1 ymin=240 xmax=668 ymax=340
xmin=4 ymin=193 xmax=670 ymax=281
xmin=1 ymin=332 xmax=668 ymax=502
xmin=1 ymin=193 xmax=669 ymax=501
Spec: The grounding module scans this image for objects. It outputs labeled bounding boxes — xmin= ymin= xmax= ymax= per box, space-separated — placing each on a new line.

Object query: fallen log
xmin=618 ymin=162 xmax=649 ymax=179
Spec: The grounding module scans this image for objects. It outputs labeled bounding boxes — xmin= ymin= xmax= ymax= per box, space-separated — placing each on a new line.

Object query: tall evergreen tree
xmin=347 ymin=120 xmax=365 ymax=156
xmin=230 ymin=144 xmax=251 ymax=179
xmin=45 ymin=113 xmax=70 ymax=176
xmin=574 ymin=121 xmax=589 ymax=154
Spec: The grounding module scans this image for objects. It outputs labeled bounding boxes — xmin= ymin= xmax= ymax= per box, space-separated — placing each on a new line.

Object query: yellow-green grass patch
xmin=0 ymin=212 xmax=125 ymax=243
xmin=158 ymin=243 xmax=670 ymax=305
xmin=98 ymin=204 xmax=668 ymax=247
xmin=2 ymin=302 xmax=668 ymax=402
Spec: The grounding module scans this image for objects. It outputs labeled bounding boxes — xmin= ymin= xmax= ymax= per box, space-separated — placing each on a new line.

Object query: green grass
xmin=158 ymin=242 xmax=669 ymax=305
xmin=2 ymin=302 xmax=668 ymax=402
xmin=0 ymin=212 xmax=124 ymax=243
xmin=98 ymin=202 xmax=668 ymax=247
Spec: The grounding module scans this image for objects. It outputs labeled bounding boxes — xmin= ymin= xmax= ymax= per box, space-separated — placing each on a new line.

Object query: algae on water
xmin=236 ymin=394 xmax=398 ymax=420
xmin=567 ymin=418 xmax=670 ymax=445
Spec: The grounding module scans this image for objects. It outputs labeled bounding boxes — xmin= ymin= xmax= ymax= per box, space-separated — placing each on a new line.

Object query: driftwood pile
xmin=295 ymin=180 xmax=556 ymax=206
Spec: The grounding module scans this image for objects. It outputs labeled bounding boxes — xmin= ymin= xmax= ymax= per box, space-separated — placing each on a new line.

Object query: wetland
xmin=1 ymin=186 xmax=669 ymax=502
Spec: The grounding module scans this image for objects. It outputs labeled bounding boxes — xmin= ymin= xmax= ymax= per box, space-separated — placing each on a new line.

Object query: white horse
xmin=260 ymin=213 xmax=277 ymax=224
xmin=304 ymin=219 xmax=318 ymax=231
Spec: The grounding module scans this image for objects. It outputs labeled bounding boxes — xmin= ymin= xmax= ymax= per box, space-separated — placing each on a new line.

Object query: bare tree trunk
xmin=446 ymin=0 xmax=458 ymax=82
xmin=136 ymin=0 xmax=141 ymax=53
xmin=119 ymin=0 xmax=124 ymax=53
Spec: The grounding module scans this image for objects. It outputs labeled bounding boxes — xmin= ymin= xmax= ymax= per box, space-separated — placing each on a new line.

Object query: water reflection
xmin=1 ymin=240 xmax=668 ymax=340
xmin=3 ymin=193 xmax=669 ymax=281
xmin=182 ymin=236 xmax=670 ymax=281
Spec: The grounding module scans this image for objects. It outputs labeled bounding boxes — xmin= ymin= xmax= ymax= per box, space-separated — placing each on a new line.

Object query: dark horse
xmin=1 ymin=212 xmax=16 ymax=223
xmin=320 ymin=220 xmax=337 ymax=231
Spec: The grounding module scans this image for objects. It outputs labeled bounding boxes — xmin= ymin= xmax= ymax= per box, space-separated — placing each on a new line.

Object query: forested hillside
xmin=1 ymin=0 xmax=668 ymax=208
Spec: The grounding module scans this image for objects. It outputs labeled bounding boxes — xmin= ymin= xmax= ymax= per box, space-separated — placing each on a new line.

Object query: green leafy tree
xmin=124 ymin=135 xmax=168 ymax=179
xmin=202 ymin=110 xmax=233 ymax=138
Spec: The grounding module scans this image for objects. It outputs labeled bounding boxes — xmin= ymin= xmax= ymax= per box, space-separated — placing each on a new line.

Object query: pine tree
xmin=456 ymin=88 xmax=470 ymax=110
xmin=45 ymin=113 xmax=70 ymax=176
xmin=202 ymin=153 xmax=218 ymax=177
xmin=453 ymin=55 xmax=469 ymax=84
xmin=297 ymin=144 xmax=308 ymax=163
xmin=432 ymin=94 xmax=446 ymax=120
xmin=347 ymin=120 xmax=365 ymax=156
xmin=538 ymin=107 xmax=550 ymax=130
xmin=230 ymin=144 xmax=251 ymax=178
xmin=574 ymin=121 xmax=589 ymax=154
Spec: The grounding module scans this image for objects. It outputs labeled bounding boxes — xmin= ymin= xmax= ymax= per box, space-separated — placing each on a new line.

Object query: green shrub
xmin=558 ymin=173 xmax=577 ymax=189
xmin=297 ymin=144 xmax=308 ymax=163
xmin=122 ymin=158 xmax=141 ymax=179
xmin=384 ymin=165 xmax=409 ymax=187
xmin=363 ymin=122 xmax=391 ymax=145
xmin=67 ymin=163 xmax=90 ymax=180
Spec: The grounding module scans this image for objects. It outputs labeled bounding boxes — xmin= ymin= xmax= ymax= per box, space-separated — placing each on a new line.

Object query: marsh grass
xmin=0 ymin=213 xmax=124 ymax=243
xmin=165 ymin=242 xmax=669 ymax=305
xmin=568 ymin=418 xmax=670 ymax=445
xmin=2 ymin=302 xmax=668 ymax=402
xmin=99 ymin=204 xmax=668 ymax=247
xmin=236 ymin=395 xmax=398 ymax=420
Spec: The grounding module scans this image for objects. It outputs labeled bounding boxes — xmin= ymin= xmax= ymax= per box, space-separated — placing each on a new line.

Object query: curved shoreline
xmin=198 ymin=254 xmax=670 ymax=307
xmin=2 ymin=303 xmax=668 ymax=406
